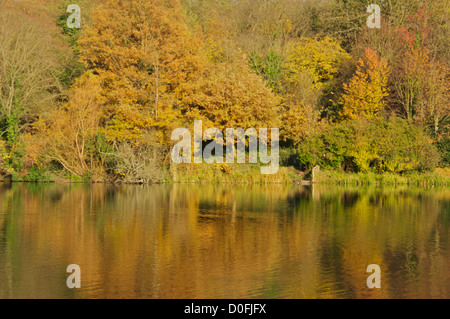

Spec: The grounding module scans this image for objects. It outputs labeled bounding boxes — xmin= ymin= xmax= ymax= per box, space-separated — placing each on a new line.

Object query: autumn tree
xmin=422 ymin=60 xmax=449 ymax=137
xmin=340 ymin=48 xmax=390 ymax=120
xmin=0 ymin=3 xmax=64 ymax=125
xmin=182 ymin=57 xmax=280 ymax=133
xmin=284 ymin=36 xmax=350 ymax=90
xmin=390 ymin=4 xmax=449 ymax=140
xmin=37 ymin=73 xmax=105 ymax=179
xmin=77 ymin=0 xmax=205 ymax=144
xmin=281 ymin=36 xmax=350 ymax=143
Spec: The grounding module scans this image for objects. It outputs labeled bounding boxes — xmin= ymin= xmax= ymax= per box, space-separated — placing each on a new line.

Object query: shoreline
xmin=2 ymin=167 xmax=449 ymax=187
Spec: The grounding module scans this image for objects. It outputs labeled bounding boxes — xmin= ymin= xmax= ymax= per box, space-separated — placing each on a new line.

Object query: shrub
xmin=436 ymin=136 xmax=450 ymax=167
xmin=24 ymin=165 xmax=52 ymax=182
xmin=112 ymin=134 xmax=168 ymax=184
xmin=297 ymin=117 xmax=440 ymax=173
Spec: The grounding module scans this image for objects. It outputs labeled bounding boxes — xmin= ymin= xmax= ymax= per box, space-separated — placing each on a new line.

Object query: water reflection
xmin=0 ymin=183 xmax=448 ymax=298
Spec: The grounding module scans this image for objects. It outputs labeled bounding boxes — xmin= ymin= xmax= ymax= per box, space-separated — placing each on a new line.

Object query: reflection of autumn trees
xmin=0 ymin=184 xmax=449 ymax=298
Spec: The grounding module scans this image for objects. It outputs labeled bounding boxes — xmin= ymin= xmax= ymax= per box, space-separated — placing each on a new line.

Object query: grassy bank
xmin=170 ymin=163 xmax=294 ymax=184
xmin=314 ymin=168 xmax=450 ymax=186
xmin=2 ymin=163 xmax=450 ymax=186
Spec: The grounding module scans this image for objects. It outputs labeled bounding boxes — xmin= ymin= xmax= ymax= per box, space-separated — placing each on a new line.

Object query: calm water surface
xmin=0 ymin=183 xmax=448 ymax=298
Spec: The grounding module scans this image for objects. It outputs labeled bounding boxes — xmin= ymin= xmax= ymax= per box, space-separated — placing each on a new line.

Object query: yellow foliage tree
xmin=341 ymin=48 xmax=390 ymax=120
xmin=37 ymin=73 xmax=105 ymax=179
xmin=279 ymin=71 xmax=323 ymax=144
xmin=284 ymin=36 xmax=350 ymax=90
xmin=281 ymin=36 xmax=349 ymax=143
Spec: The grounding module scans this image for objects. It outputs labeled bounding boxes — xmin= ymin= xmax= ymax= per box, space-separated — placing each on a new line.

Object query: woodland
xmin=0 ymin=0 xmax=448 ymax=184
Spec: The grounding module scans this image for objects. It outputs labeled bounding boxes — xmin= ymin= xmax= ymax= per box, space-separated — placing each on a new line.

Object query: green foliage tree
xmin=297 ymin=118 xmax=440 ymax=173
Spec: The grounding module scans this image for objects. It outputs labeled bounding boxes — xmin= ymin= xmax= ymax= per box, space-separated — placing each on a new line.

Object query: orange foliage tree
xmin=341 ymin=48 xmax=390 ymax=120
xmin=392 ymin=6 xmax=449 ymax=137
xmin=181 ymin=58 xmax=281 ymax=133
xmin=77 ymin=0 xmax=205 ymax=144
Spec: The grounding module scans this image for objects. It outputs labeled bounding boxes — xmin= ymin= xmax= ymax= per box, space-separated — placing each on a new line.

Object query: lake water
xmin=0 ymin=183 xmax=448 ymax=299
